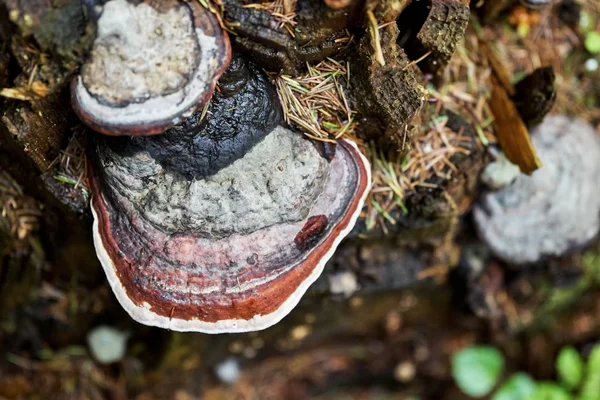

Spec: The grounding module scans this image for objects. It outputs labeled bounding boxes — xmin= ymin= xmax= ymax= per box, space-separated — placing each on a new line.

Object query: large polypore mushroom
xmin=72 ymin=0 xmax=231 ymax=136
xmin=89 ymin=57 xmax=371 ymax=333
xmin=473 ymin=115 xmax=600 ymax=264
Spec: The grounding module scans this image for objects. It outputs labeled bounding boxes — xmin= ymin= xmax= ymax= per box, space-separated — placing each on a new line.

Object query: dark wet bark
xmin=513 ymin=66 xmax=557 ymax=128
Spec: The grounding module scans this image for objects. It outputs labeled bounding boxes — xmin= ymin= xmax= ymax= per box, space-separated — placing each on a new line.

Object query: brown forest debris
xmin=0 ymin=168 xmax=45 ymax=314
xmin=359 ymin=110 xmax=488 ymax=238
xmin=0 ymin=48 xmax=10 ymax=89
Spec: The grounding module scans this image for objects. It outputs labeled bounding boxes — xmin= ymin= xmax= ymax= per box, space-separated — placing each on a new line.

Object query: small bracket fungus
xmin=473 ymin=115 xmax=600 ymax=264
xmin=72 ymin=0 xmax=231 ymax=136
xmin=89 ymin=59 xmax=371 ymax=333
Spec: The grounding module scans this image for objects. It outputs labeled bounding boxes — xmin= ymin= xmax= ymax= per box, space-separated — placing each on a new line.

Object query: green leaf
xmin=587 ymin=344 xmax=600 ymax=373
xmin=530 ymin=382 xmax=572 ymax=400
xmin=556 ymin=346 xmax=584 ymax=390
xmin=492 ymin=373 xmax=537 ymax=400
xmin=585 ymin=32 xmax=600 ymax=55
xmin=452 ymin=346 xmax=504 ymax=397
xmin=579 ymin=344 xmax=600 ymax=400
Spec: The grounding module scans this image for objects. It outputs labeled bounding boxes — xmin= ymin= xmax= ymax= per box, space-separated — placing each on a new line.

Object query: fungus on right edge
xmin=473 ymin=115 xmax=600 ymax=264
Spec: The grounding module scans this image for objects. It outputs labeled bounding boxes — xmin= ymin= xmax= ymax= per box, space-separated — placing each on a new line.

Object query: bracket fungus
xmin=473 ymin=115 xmax=600 ymax=264
xmin=72 ymin=0 xmax=231 ymax=136
xmin=88 ymin=57 xmax=371 ymax=333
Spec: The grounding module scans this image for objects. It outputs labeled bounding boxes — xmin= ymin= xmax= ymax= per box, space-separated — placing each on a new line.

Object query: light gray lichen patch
xmin=101 ymin=126 xmax=328 ymax=238
xmin=82 ymin=0 xmax=199 ymax=106
xmin=473 ymin=115 xmax=600 ymax=264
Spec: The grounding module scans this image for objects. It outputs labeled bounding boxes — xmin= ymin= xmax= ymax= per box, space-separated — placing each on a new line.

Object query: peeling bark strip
xmin=489 ymin=78 xmax=542 ymax=175
xmin=409 ymin=0 xmax=470 ymax=74
xmin=480 ymin=40 xmax=542 ymax=175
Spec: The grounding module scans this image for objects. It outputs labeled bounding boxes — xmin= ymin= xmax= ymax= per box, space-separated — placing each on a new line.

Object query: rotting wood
xmin=350 ymin=22 xmax=428 ymax=149
xmin=401 ymin=0 xmax=471 ymax=75
xmin=0 ymin=0 xmax=92 ymax=215
xmin=351 ymin=0 xmax=470 ymax=149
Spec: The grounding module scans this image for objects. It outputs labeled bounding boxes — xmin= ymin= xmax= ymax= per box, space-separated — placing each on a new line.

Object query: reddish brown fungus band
xmin=90 ymin=139 xmax=371 ymax=333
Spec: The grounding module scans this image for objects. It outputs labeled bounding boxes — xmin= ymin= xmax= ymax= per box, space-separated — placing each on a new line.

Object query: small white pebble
xmin=394 ymin=361 xmax=416 ymax=382
xmin=328 ymin=271 xmax=359 ymax=297
xmin=585 ymin=58 xmax=599 ymax=72
xmin=87 ymin=325 xmax=129 ymax=364
xmin=214 ymin=358 xmax=241 ymax=384
xmin=289 ymin=325 xmax=312 ymax=341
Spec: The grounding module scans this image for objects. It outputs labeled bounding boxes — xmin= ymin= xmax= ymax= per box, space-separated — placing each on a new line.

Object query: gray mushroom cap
xmin=473 ymin=115 xmax=600 ymax=264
